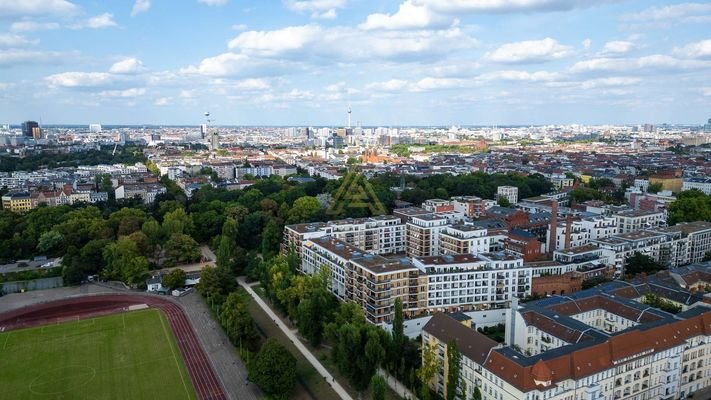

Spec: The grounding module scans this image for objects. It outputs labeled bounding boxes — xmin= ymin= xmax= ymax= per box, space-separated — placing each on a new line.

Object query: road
xmin=237 ymin=277 xmax=354 ymax=400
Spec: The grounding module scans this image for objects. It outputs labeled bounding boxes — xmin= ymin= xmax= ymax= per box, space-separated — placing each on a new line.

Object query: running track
xmin=0 ymin=294 xmax=227 ymax=400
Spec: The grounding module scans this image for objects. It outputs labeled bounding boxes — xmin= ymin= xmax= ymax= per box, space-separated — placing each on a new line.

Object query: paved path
xmin=237 ymin=277 xmax=354 ymax=400
xmin=175 ymin=291 xmax=261 ymax=400
xmin=378 ymin=368 xmax=416 ymax=400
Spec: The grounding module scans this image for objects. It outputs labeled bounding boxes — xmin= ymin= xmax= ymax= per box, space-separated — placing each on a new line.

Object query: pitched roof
xmin=423 ymin=312 xmax=498 ymax=365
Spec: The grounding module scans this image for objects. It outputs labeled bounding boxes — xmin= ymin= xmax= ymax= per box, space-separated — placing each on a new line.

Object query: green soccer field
xmin=0 ymin=309 xmax=197 ymax=400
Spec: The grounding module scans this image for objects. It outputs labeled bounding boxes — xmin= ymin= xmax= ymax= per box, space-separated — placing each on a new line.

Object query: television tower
xmin=347 ymin=105 xmax=352 ymax=129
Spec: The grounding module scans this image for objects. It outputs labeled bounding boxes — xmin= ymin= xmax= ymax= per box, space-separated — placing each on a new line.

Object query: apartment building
xmin=1 ymin=192 xmax=32 ymax=212
xmin=552 ymin=216 xmax=618 ymax=251
xmin=615 ymin=209 xmax=666 ymax=234
xmin=651 ymin=222 xmax=711 ymax=265
xmin=451 ymin=196 xmax=487 ymax=218
xmin=423 ymin=285 xmax=711 ymax=400
xmin=406 ymin=213 xmax=448 ymax=258
xmin=423 ymin=199 xmax=454 ymax=213
xmin=438 ymin=224 xmax=493 ymax=256
xmin=497 ymin=186 xmax=519 ymax=205
xmin=282 ymin=216 xmax=406 ymax=257
xmin=682 ymin=178 xmax=711 ymax=195
xmin=300 ymin=235 xmax=527 ymax=323
xmin=115 ymin=183 xmax=166 ymax=204
xmin=301 ymin=236 xmax=423 ymax=324
xmin=413 ymin=252 xmax=530 ymax=312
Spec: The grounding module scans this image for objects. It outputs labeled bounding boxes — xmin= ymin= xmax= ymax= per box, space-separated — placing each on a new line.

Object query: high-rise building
xmin=200 ymin=124 xmax=207 ymax=139
xmin=21 ymin=121 xmax=39 ymax=138
xmin=89 ymin=124 xmax=102 ymax=133
xmin=210 ymin=131 xmax=219 ymax=151
xmin=704 ymin=118 xmax=711 ymax=134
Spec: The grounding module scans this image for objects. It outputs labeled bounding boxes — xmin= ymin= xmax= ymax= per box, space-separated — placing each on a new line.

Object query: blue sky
xmin=0 ymin=0 xmax=709 ymax=126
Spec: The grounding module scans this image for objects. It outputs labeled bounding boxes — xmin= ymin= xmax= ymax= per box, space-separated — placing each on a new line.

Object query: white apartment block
xmin=497 ymin=186 xmax=519 ymax=205
xmin=552 ymin=216 xmax=618 ymax=251
xmin=282 ymin=216 xmax=406 ymax=257
xmin=682 ymin=178 xmax=711 ymax=195
xmin=439 ymin=224 xmax=493 ymax=255
xmin=615 ymin=209 xmax=666 ymax=234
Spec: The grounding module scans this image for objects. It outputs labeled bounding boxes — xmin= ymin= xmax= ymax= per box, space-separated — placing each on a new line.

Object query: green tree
xmin=703 ymin=251 xmax=711 ymax=262
xmin=197 ymin=265 xmax=235 ymax=306
xmin=219 ymin=291 xmax=259 ymax=352
xmin=287 ymin=196 xmax=322 ymax=224
xmin=36 ymin=230 xmax=64 ymax=254
xmin=248 ymin=339 xmax=297 ymax=400
xmin=261 ymin=219 xmax=283 ymax=259
xmin=162 ymin=207 xmax=194 ymax=237
xmin=102 ymin=236 xmax=149 ymax=285
xmin=668 ymin=190 xmax=711 ymax=225
xmin=162 ymin=268 xmax=186 ymax=290
xmin=446 ymin=340 xmax=462 ymax=400
xmin=390 ymin=297 xmax=405 ymax=373
xmin=371 ymin=375 xmax=387 ymax=400
xmin=647 ymin=182 xmax=663 ymax=193
xmin=625 ymin=252 xmax=664 ymax=277
xmin=417 ymin=343 xmax=439 ymax=400
xmin=163 ymin=233 xmax=201 ymax=266
xmin=497 ymin=197 xmax=511 ymax=207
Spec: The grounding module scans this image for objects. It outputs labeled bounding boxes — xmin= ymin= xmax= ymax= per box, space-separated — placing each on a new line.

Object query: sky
xmin=0 ymin=0 xmax=710 ymax=126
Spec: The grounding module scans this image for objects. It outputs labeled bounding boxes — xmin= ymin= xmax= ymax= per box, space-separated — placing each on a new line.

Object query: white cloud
xmin=109 ymin=58 xmax=145 ymax=74
xmin=582 ymin=38 xmax=592 ymax=49
xmin=179 ymin=89 xmax=195 ymax=98
xmin=484 ymin=38 xmax=571 ymax=63
xmin=233 ymin=78 xmax=271 ymax=90
xmin=601 ymin=40 xmax=634 ymax=56
xmin=0 ymin=0 xmax=77 ymax=17
xmin=0 ymin=49 xmax=77 ymax=67
xmin=580 ymin=77 xmax=640 ymax=89
xmin=228 ymin=25 xmax=322 ymax=56
xmin=74 ymin=13 xmax=118 ymax=29
xmin=0 ymin=33 xmax=37 ymax=48
xmin=45 ymin=72 xmax=115 ymax=88
xmin=324 ymin=82 xmax=345 ymax=92
xmin=154 ymin=97 xmax=172 ymax=106
xmin=412 ymin=0 xmax=619 ymax=14
xmin=624 ymin=3 xmax=711 ymax=23
xmin=702 ymin=87 xmax=711 ymax=97
xmin=673 ymin=40 xmax=711 ymax=59
xmin=131 ymin=0 xmax=151 ymax=16
xmin=228 ymin=25 xmax=478 ymax=61
xmin=478 ymin=70 xmax=563 ymax=82
xmin=284 ymin=0 xmax=347 ymax=19
xmin=411 ymin=77 xmax=466 ymax=91
xmin=570 ymin=55 xmax=711 ymax=73
xmin=0 ymin=82 xmax=14 ymax=90
xmin=99 ymin=88 xmax=146 ymax=98
xmin=365 ymin=79 xmax=409 ymax=91
xmin=198 ymin=0 xmax=228 ymax=6
xmin=359 ymin=0 xmax=450 ymax=30
xmin=10 ymin=21 xmax=60 ymax=32
xmin=231 ymin=24 xmax=248 ymax=31
xmin=180 ymin=52 xmax=287 ymax=77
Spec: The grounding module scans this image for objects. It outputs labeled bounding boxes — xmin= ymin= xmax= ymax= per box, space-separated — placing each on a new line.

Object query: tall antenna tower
xmin=347 ymin=105 xmax=352 ymax=129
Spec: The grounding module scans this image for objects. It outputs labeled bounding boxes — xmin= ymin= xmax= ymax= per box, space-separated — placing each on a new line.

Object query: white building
xmin=682 ymin=178 xmax=711 ymax=195
xmin=614 ymin=209 xmax=666 ymax=234
xmin=497 ymin=186 xmax=519 ymax=205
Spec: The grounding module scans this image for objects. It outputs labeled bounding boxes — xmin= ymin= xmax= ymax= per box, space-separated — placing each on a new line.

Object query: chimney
xmin=564 ymin=214 xmax=573 ymax=250
xmin=548 ymin=200 xmax=558 ymax=255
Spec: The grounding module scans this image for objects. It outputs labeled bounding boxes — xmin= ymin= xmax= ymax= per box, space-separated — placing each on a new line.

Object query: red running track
xmin=0 ymin=294 xmax=227 ymax=400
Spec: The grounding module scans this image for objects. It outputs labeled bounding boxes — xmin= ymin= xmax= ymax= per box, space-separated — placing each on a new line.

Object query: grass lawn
xmin=0 ymin=309 xmax=196 ymax=400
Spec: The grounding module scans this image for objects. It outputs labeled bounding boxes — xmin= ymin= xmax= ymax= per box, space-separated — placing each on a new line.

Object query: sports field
xmin=0 ymin=308 xmax=197 ymax=400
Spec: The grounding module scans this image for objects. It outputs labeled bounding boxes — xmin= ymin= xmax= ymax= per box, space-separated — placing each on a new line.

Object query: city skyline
xmin=0 ymin=0 xmax=709 ymax=126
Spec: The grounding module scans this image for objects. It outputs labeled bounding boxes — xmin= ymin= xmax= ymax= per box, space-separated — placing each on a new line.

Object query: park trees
xmin=248 ymin=339 xmax=297 ymax=400
xmin=162 ymin=269 xmax=186 ymax=290
xmin=371 ymin=375 xmax=386 ymax=400
xmin=446 ymin=340 xmax=463 ymax=400
xmin=101 ymin=236 xmax=149 ymax=285
xmin=163 ymin=233 xmax=201 ymax=266
xmin=218 ymin=291 xmax=259 ymax=352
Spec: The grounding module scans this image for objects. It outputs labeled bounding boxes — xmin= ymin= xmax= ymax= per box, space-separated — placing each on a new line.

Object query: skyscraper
xmin=21 ymin=121 xmax=39 ymax=138
xmin=200 ymin=124 xmax=207 ymax=139
xmin=704 ymin=118 xmax=711 ymax=134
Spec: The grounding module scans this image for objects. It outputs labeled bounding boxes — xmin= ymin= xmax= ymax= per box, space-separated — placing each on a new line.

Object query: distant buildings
xmin=21 ymin=121 xmax=40 ymax=139
xmin=115 ymin=183 xmax=166 ymax=204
